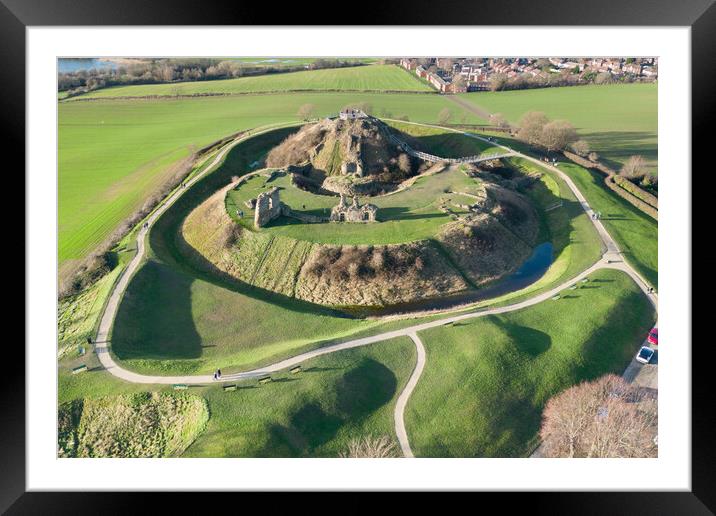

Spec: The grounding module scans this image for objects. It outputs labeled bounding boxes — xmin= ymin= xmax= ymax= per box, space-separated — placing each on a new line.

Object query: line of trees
xmin=516 ymin=111 xmax=578 ymax=152
xmin=487 ymin=68 xmax=651 ymax=93
xmin=59 ymin=58 xmax=367 ymax=97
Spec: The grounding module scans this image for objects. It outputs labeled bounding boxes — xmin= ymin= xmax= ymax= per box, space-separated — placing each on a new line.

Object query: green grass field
xmin=107 ymin=131 xmax=431 ymax=375
xmin=59 ymin=93 xmax=482 ymax=271
xmin=184 ymin=337 xmax=414 ymax=457
xmin=71 ymin=64 xmax=431 ymax=99
xmin=459 ymin=84 xmax=658 ymax=172
xmin=226 ymin=166 xmax=479 ymax=245
xmin=58 ymin=336 xmax=414 ymax=458
xmin=406 ymin=268 xmax=656 ymax=457
xmin=558 ymin=161 xmax=658 ymax=288
xmin=384 ymin=120 xmax=501 ymax=158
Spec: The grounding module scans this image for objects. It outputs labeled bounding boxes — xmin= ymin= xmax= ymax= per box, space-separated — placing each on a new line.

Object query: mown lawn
xmin=406 ymin=268 xmax=656 ymax=457
xmin=184 ymin=337 xmax=415 ymax=457
xmin=71 ymin=64 xmax=432 ymax=98
xmin=458 ymin=83 xmax=658 ymax=172
xmin=557 ymin=162 xmax=658 ymax=288
xmin=226 ymin=166 xmax=478 ymax=245
xmin=58 ymin=93 xmax=482 ymax=269
xmin=384 ymin=120 xmax=502 ymax=157
xmin=58 ymin=336 xmax=414 ymax=458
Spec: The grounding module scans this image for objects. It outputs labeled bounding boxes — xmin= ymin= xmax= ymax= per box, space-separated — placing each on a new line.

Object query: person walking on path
xmin=216 ymin=369 xmax=222 ymax=380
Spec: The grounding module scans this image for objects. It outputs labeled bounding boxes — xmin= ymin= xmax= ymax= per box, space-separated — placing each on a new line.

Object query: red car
xmin=647 ymin=327 xmax=658 ymax=346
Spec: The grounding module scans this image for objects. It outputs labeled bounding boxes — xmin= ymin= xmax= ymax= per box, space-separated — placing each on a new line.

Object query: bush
xmin=570 ymin=140 xmax=590 ymax=157
xmin=339 ymin=435 xmax=399 ymax=458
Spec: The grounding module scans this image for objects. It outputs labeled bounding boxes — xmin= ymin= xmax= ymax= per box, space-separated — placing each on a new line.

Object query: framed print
xmin=9 ymin=0 xmax=711 ymax=511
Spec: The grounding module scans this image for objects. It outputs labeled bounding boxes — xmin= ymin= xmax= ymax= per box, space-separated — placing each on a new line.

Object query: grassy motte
xmin=58 ymin=392 xmax=209 ymax=457
xmin=405 ymin=268 xmax=655 ymax=457
xmin=109 ymin=130 xmax=422 ymax=374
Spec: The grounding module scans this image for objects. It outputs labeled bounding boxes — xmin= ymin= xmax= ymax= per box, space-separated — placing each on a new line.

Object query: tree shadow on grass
xmin=112 ymin=260 xmax=202 ymax=360
xmin=493 ymin=318 xmax=552 ymax=358
xmin=574 ymin=289 xmax=656 ymax=382
xmin=258 ymin=358 xmax=397 ymax=457
xmin=580 ymin=130 xmax=658 ymax=170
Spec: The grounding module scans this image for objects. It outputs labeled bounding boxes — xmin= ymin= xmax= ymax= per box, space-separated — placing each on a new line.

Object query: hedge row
xmin=604 ymin=175 xmax=658 ymax=220
xmin=64 ymin=88 xmax=438 ymax=102
xmin=563 ymin=150 xmax=615 ymax=175
xmin=612 ymin=174 xmax=658 ymax=209
xmin=562 ymin=150 xmax=657 ymax=220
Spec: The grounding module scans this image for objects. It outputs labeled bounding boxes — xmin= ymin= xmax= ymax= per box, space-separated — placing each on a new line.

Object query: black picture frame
xmin=9 ymin=0 xmax=708 ymax=512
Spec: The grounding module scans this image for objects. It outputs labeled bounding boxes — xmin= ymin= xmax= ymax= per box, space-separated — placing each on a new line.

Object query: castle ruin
xmin=330 ymin=194 xmax=378 ymax=223
xmin=253 ymin=187 xmax=283 ymax=228
xmin=338 ymin=108 xmax=368 ymax=120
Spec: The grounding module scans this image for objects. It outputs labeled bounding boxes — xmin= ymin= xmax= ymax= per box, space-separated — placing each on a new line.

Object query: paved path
xmin=394 ymin=333 xmax=426 ymax=458
xmin=91 ymin=119 xmax=658 ymax=457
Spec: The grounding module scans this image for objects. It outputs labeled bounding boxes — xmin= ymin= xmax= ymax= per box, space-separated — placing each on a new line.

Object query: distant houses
xmin=398 ymin=56 xmax=658 ymax=94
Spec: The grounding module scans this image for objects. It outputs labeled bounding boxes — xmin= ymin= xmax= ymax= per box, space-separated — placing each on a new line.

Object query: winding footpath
xmin=91 ymin=120 xmax=658 ymax=458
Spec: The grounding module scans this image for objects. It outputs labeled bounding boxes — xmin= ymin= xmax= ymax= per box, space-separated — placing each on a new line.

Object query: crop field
xmin=70 ymin=65 xmax=431 ymax=99
xmin=227 ymin=57 xmax=378 ymax=68
xmin=405 ymin=268 xmax=656 ymax=457
xmin=459 ymin=84 xmax=658 ymax=172
xmin=226 ymin=166 xmax=478 ymax=245
xmin=58 ymin=93 xmax=483 ymax=271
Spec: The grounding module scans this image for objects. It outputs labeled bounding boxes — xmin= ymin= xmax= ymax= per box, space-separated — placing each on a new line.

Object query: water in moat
xmin=355 ymin=242 xmax=554 ymax=317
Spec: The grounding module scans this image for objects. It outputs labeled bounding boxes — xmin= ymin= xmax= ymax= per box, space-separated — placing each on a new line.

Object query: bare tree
xmin=297 ymin=103 xmax=317 ymax=121
xmin=398 ymin=153 xmax=412 ymax=174
xmin=339 ymin=435 xmax=399 ymax=458
xmin=540 ymin=120 xmax=578 ymax=152
xmin=539 ymin=374 xmax=658 ymax=458
xmin=437 ymin=108 xmax=452 ymax=125
xmin=517 ymin=111 xmax=549 ymax=146
xmin=158 ymin=64 xmax=176 ymax=82
xmin=489 ymin=73 xmax=509 ymax=92
xmin=570 ymin=139 xmax=591 ymax=157
xmin=489 ymin=113 xmax=510 ymax=129
xmin=620 ymin=155 xmax=648 ymax=179
xmin=594 ymin=71 xmax=614 ymax=85
xmin=451 ymin=74 xmax=467 ymax=91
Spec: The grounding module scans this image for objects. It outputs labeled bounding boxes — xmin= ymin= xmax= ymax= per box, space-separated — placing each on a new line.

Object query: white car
xmin=636 ymin=346 xmax=655 ymax=364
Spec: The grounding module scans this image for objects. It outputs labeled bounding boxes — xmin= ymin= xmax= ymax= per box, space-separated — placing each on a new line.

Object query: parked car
xmin=636 ymin=346 xmax=655 ymax=364
xmin=647 ymin=327 xmax=658 ymax=345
